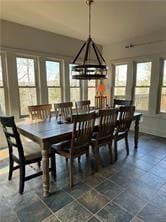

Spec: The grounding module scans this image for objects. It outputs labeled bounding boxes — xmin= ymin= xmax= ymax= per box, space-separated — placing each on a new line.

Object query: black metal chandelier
xmin=72 ymin=0 xmax=107 ymax=80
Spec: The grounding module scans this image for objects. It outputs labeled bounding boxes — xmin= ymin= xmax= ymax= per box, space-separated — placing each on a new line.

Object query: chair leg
xmin=69 ymin=158 xmax=74 ymax=188
xmin=114 ymin=139 xmax=118 ymax=161
xmin=37 ymin=161 xmax=41 ymax=168
xmin=78 ymin=156 xmax=81 ymax=163
xmin=94 ymin=145 xmax=99 ymax=172
xmin=8 ymin=158 xmax=14 ymax=180
xmin=19 ymin=166 xmax=25 ymax=194
xmin=108 ymin=143 xmax=113 ymax=164
xmin=86 ymin=151 xmax=91 ymax=173
xmin=51 ymin=154 xmax=56 ymax=180
xmin=125 ymin=134 xmax=129 ymax=155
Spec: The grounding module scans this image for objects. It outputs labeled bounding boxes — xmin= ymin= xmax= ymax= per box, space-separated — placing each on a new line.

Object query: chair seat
xmin=13 ymin=142 xmax=42 ymax=161
xmin=51 ymin=140 xmax=71 ymax=153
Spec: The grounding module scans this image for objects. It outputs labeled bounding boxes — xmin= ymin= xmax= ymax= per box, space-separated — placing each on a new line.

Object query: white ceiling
xmin=0 ymin=0 xmax=166 ymax=45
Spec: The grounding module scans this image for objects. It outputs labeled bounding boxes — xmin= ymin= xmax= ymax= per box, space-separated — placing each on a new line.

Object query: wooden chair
xmin=95 ymin=96 xmax=107 ymax=109
xmin=113 ymin=99 xmax=133 ymax=108
xmin=28 ymin=104 xmax=52 ymax=120
xmin=54 ymin=102 xmax=73 ymax=122
xmin=114 ymin=106 xmax=135 ymax=161
xmin=75 ymin=100 xmax=90 ymax=114
xmin=51 ymin=112 xmax=96 ymax=187
xmin=91 ymin=109 xmax=118 ymax=171
xmin=0 ymin=116 xmax=55 ymax=194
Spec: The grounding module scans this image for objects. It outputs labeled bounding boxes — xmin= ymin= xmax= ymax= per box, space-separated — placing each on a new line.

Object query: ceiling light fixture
xmin=72 ymin=0 xmax=107 ymax=80
xmin=125 ymin=40 xmax=166 ymax=48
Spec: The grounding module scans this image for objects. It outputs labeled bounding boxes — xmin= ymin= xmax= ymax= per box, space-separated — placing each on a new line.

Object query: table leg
xmin=134 ymin=117 xmax=140 ymax=149
xmin=41 ymin=142 xmax=49 ymax=197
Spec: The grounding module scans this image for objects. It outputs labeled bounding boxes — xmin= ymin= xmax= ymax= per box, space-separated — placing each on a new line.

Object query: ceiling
xmin=0 ymin=0 xmax=166 ymax=45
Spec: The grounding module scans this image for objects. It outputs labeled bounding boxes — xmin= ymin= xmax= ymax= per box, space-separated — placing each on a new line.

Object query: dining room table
xmin=17 ymin=112 xmax=142 ymax=197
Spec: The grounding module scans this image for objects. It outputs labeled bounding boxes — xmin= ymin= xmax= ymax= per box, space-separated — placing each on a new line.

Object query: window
xmin=0 ymin=55 xmax=6 ymax=114
xmin=88 ymin=80 xmax=96 ymax=106
xmin=160 ymin=60 xmax=166 ymax=113
xmin=135 ymin=61 xmax=152 ymax=111
xmin=69 ymin=64 xmax=81 ymax=103
xmin=46 ymin=60 xmax=61 ymax=105
xmin=16 ymin=57 xmax=37 ymax=116
xmin=114 ymin=64 xmax=127 ymax=98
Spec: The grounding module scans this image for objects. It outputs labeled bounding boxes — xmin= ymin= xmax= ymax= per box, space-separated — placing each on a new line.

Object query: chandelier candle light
xmin=72 ymin=0 xmax=107 ymax=80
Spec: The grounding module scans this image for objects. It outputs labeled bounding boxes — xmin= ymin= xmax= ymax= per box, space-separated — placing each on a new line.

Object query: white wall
xmin=103 ymin=30 xmax=166 ymax=138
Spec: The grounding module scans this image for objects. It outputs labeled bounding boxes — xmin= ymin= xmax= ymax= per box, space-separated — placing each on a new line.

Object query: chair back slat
xmin=113 ymin=99 xmax=132 ymax=108
xmin=117 ymin=106 xmax=135 ymax=132
xmin=28 ymin=104 xmax=52 ymax=120
xmin=97 ymin=109 xmax=117 ymax=140
xmin=54 ymin=102 xmax=73 ymax=121
xmin=75 ymin=100 xmax=90 ymax=114
xmin=95 ymin=96 xmax=107 ymax=109
xmin=0 ymin=116 xmax=25 ymax=162
xmin=71 ymin=112 xmax=95 ymax=152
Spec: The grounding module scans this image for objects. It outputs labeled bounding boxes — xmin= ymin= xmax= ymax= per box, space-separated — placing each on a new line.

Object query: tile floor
xmin=0 ymin=132 xmax=166 ymax=222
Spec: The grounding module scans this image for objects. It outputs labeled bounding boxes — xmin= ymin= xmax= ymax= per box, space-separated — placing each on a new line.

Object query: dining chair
xmin=91 ymin=108 xmax=118 ymax=171
xmin=95 ymin=96 xmax=107 ymax=109
xmin=51 ymin=112 xmax=96 ymax=187
xmin=0 ymin=116 xmax=55 ymax=194
xmin=54 ymin=102 xmax=73 ymax=122
xmin=75 ymin=100 xmax=90 ymax=114
xmin=28 ymin=104 xmax=52 ymax=120
xmin=113 ymin=99 xmax=133 ymax=108
xmin=114 ymin=106 xmax=135 ymax=161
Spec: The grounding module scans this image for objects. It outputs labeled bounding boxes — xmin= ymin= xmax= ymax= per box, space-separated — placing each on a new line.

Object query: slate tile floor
xmin=0 ymin=132 xmax=166 ymax=222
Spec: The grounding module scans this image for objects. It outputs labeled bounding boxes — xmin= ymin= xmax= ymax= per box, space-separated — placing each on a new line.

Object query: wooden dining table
xmin=17 ymin=112 xmax=142 ymax=197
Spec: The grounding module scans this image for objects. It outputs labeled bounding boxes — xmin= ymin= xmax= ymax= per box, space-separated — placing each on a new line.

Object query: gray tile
xmin=126 ymin=179 xmax=158 ymax=201
xmin=0 ymin=200 xmax=20 ymax=222
xmin=88 ymin=216 xmax=101 ymax=222
xmin=113 ymin=190 xmax=147 ymax=215
xmin=149 ymin=166 xmax=166 ymax=179
xmin=7 ymin=191 xmax=39 ymax=212
xmin=97 ymin=202 xmax=133 ymax=222
xmin=55 ymin=200 xmax=92 ymax=222
xmin=95 ymin=180 xmax=123 ymax=200
xmin=41 ymin=190 xmax=73 ymax=212
xmin=17 ymin=200 xmax=51 ymax=222
xmin=98 ymin=165 xmax=118 ymax=178
xmin=139 ymin=172 xmax=166 ymax=189
xmin=78 ymin=189 xmax=109 ymax=213
xmin=151 ymin=188 xmax=166 ymax=208
xmin=64 ymin=182 xmax=91 ymax=198
xmin=84 ymin=173 xmax=104 ymax=187
xmin=138 ymin=203 xmax=166 ymax=222
xmin=42 ymin=215 xmax=60 ymax=222
xmin=130 ymin=217 xmax=144 ymax=222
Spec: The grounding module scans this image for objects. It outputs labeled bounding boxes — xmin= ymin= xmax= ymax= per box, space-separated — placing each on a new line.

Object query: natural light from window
xmin=135 ymin=62 xmax=152 ymax=111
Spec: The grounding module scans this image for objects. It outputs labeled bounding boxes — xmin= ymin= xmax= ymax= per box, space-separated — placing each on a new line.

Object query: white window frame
xmin=87 ymin=80 xmax=97 ymax=106
xmin=160 ymin=59 xmax=166 ymax=113
xmin=0 ymin=52 xmax=8 ymax=114
xmin=45 ymin=58 xmax=63 ymax=104
xmin=113 ymin=63 xmax=128 ymax=99
xmin=134 ymin=60 xmax=152 ymax=112
xmin=16 ymin=55 xmax=38 ymax=117
xmin=69 ymin=64 xmax=82 ymax=102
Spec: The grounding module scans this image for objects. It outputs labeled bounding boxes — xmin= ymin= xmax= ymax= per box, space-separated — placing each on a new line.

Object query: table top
xmin=17 ymin=112 xmax=142 ymax=144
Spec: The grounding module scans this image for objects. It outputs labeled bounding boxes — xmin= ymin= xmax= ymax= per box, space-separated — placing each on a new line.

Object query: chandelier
xmin=72 ymin=0 xmax=107 ymax=80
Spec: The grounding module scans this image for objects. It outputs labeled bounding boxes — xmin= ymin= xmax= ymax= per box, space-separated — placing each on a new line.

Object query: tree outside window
xmin=16 ymin=57 xmax=37 ymax=116
xmin=69 ymin=64 xmax=81 ymax=104
xmin=135 ymin=62 xmax=152 ymax=111
xmin=160 ymin=60 xmax=166 ymax=112
xmin=114 ymin=64 xmax=127 ymax=99
xmin=46 ymin=60 xmax=61 ymax=105
xmin=0 ymin=55 xmax=5 ymax=114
